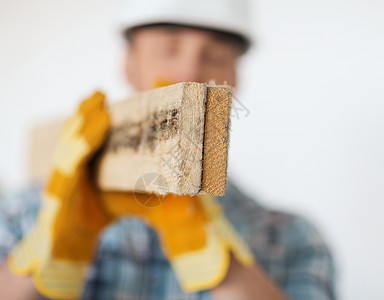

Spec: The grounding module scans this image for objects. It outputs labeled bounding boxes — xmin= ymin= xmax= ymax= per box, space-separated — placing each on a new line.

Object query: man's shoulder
xmin=222 ymin=180 xmax=332 ymax=254
xmin=222 ymin=180 xmax=336 ymax=293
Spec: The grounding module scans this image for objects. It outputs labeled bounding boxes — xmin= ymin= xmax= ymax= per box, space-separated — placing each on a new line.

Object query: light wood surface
xmin=28 ymin=82 xmax=232 ymax=195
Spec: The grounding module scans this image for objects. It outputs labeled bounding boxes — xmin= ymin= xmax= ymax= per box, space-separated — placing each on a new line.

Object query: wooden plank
xmin=28 ymin=82 xmax=232 ymax=195
xmin=95 ymin=82 xmax=206 ymax=195
xmin=28 ymin=119 xmax=63 ymax=184
xmin=201 ymin=86 xmax=232 ymax=195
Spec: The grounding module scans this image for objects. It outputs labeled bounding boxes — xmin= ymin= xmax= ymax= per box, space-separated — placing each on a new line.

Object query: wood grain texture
xmin=96 ymin=82 xmax=206 ymax=195
xmin=201 ymin=86 xmax=232 ymax=195
xmin=28 ymin=82 xmax=232 ymax=195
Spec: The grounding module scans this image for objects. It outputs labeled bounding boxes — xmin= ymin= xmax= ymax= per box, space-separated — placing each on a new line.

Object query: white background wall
xmin=1 ymin=0 xmax=383 ymax=299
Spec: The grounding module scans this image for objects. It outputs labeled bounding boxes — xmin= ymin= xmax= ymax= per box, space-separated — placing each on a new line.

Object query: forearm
xmin=0 ymin=260 xmax=41 ymax=300
xmin=209 ymin=255 xmax=290 ymax=300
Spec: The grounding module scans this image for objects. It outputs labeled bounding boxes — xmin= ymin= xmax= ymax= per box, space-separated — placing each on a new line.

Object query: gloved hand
xmin=102 ymin=182 xmax=255 ymax=293
xmin=157 ymin=193 xmax=255 ymax=292
xmin=8 ymin=91 xmax=113 ymax=299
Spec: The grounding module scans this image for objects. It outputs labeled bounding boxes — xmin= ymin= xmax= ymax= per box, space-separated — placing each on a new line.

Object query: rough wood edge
xmin=200 ymin=85 xmax=232 ymax=195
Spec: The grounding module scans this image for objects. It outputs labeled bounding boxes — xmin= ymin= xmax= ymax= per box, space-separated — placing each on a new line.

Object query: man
xmin=0 ymin=0 xmax=336 ymax=299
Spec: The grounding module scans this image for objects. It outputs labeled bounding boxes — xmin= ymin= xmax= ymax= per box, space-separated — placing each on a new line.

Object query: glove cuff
xmin=33 ymin=260 xmax=89 ymax=299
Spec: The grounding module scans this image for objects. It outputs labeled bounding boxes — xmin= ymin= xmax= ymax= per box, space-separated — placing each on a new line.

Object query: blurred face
xmin=124 ymin=25 xmax=241 ymax=91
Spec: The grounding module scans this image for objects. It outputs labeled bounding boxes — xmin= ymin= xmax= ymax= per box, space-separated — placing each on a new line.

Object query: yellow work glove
xmin=102 ymin=192 xmax=255 ymax=292
xmin=147 ymin=193 xmax=255 ymax=292
xmin=8 ymin=91 xmax=113 ymax=299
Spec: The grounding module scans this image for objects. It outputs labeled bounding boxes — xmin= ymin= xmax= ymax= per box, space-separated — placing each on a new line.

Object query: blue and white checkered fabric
xmin=0 ymin=181 xmax=336 ymax=300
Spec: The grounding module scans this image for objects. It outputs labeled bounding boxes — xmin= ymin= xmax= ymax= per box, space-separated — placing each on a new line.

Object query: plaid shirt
xmin=0 ymin=180 xmax=336 ymax=300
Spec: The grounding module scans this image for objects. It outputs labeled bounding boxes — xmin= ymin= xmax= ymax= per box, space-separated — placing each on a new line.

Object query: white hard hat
xmin=119 ymin=0 xmax=253 ymax=52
